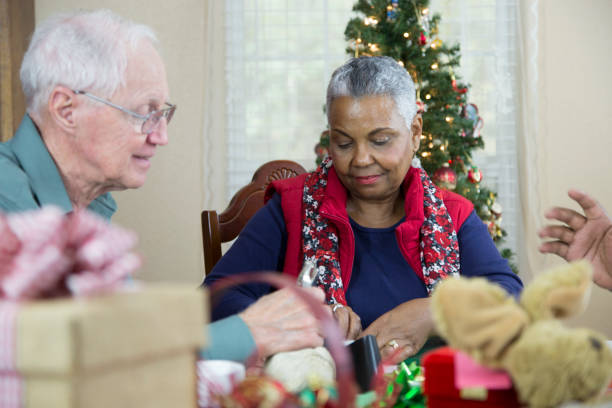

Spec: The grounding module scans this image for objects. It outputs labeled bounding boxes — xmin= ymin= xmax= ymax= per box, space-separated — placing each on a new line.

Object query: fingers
xmin=567 ymin=189 xmax=603 ymax=217
xmin=332 ymin=304 xmax=362 ymax=339
xmin=543 ymin=207 xmax=586 ymax=231
xmin=263 ymin=325 xmax=325 ymax=357
xmin=538 ymin=225 xmax=575 ymax=244
xmin=333 ymin=305 xmax=350 ymax=337
xmin=346 ymin=311 xmax=362 ymax=340
xmin=302 ymin=286 xmax=326 ymax=302
xmin=242 ymin=304 xmax=324 ymax=358
xmin=538 ymin=240 xmax=569 ymax=259
xmin=379 ymin=339 xmax=415 ymax=364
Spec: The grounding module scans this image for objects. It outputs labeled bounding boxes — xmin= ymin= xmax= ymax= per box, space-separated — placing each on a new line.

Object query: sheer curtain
xmin=225 ymin=0 xmax=355 ymax=200
xmin=430 ymin=0 xmax=522 ymax=255
xmin=516 ymin=0 xmax=540 ymax=277
xmin=224 ymin=0 xmax=523 ymax=255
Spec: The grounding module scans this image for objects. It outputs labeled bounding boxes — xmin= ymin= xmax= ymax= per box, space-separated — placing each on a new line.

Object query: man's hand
xmin=361 ymin=297 xmax=434 ymax=364
xmin=330 ymin=303 xmax=362 ymax=340
xmin=238 ymin=287 xmax=326 ymax=359
xmin=539 ymin=189 xmax=612 ymax=290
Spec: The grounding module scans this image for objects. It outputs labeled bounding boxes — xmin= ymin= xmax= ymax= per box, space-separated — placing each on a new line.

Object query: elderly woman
xmin=205 ymin=56 xmax=523 ymax=361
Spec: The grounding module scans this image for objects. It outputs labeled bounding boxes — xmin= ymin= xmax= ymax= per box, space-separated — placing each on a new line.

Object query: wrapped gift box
xmin=423 ymin=347 xmax=521 ymax=408
xmin=3 ymin=284 xmax=207 ymax=408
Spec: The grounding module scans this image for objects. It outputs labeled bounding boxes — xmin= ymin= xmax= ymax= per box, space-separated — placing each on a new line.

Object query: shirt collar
xmin=11 ymin=115 xmax=116 ymax=220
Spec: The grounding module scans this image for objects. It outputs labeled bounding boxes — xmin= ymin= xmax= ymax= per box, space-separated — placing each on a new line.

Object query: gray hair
xmin=326 ymin=56 xmax=417 ymax=128
xmin=20 ymin=9 xmax=158 ymax=115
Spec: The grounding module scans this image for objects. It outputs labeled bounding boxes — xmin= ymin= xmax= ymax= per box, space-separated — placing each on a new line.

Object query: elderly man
xmin=0 ymin=10 xmax=170 ymax=218
xmin=0 ymin=9 xmax=324 ymax=362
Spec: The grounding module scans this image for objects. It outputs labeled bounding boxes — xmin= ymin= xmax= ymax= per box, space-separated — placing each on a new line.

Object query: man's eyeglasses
xmin=73 ymin=90 xmax=176 ymax=135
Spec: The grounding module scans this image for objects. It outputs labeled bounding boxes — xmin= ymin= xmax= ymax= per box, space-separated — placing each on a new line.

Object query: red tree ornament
xmin=451 ymin=79 xmax=468 ymax=94
xmin=419 ymin=32 xmax=427 ymax=45
xmin=416 ymin=99 xmax=426 ymax=114
xmin=467 ymin=166 xmax=482 ymax=183
xmin=433 ymin=164 xmax=457 ymax=190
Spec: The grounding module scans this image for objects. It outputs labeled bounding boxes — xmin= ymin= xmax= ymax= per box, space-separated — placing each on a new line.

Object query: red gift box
xmin=423 ymin=347 xmax=521 ymax=408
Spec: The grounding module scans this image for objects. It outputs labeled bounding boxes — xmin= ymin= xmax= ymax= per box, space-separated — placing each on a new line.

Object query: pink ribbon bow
xmin=0 ymin=207 xmax=142 ymax=406
xmin=0 ymin=206 xmax=141 ymax=300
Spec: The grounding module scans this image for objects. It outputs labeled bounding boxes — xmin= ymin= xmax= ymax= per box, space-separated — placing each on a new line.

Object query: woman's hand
xmin=539 ymin=189 xmax=612 ymax=290
xmin=361 ymin=297 xmax=434 ymax=364
xmin=331 ymin=303 xmax=362 ymax=340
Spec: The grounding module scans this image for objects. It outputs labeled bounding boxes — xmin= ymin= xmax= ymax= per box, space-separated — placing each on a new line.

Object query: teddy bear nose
xmin=589 ymin=336 xmax=602 ymax=351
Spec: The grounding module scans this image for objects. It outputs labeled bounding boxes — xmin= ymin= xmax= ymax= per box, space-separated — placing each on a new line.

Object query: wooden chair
xmin=201 ymin=160 xmax=307 ymax=276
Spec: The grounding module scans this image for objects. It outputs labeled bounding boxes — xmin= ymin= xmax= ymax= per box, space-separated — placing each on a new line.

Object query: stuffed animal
xmin=431 ymin=260 xmax=612 ymax=408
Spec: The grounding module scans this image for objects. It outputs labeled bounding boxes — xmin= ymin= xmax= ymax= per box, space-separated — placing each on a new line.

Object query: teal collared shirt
xmin=0 ymin=115 xmax=116 ymax=219
xmin=201 ymin=315 xmax=256 ymax=362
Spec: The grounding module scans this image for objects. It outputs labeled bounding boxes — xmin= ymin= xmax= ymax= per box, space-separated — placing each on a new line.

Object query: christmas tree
xmin=315 ymin=0 xmax=516 ymax=270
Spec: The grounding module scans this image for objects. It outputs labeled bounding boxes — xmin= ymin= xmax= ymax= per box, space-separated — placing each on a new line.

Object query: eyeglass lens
xmin=142 ymin=106 xmax=175 ymax=134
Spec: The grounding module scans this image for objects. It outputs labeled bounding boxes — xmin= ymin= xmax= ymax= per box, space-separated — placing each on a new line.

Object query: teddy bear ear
xmin=431 ymin=277 xmax=528 ymax=367
xmin=520 ymin=260 xmax=593 ymax=321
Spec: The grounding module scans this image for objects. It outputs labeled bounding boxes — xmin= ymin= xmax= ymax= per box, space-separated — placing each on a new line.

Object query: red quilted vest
xmin=264 ymin=166 xmax=474 ymax=287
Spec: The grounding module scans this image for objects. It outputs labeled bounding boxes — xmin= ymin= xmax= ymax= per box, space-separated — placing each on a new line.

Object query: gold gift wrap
xmin=8 ymin=284 xmax=208 ymax=408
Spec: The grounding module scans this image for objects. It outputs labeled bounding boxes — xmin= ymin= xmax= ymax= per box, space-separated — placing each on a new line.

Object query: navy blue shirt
xmin=205 ymin=194 xmax=523 ymax=328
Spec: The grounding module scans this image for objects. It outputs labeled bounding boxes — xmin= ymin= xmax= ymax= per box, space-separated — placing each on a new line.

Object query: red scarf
xmin=301 ymin=157 xmax=460 ymax=305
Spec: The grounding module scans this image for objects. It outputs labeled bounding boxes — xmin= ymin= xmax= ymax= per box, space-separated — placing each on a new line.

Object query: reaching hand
xmin=361 ymin=297 xmax=434 ymax=364
xmin=238 ymin=287 xmax=326 ymax=359
xmin=539 ymin=189 xmax=612 ymax=290
xmin=330 ymin=303 xmax=362 ymax=340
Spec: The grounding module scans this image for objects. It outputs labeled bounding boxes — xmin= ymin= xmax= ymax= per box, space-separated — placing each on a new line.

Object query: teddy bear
xmin=431 ymin=260 xmax=612 ymax=408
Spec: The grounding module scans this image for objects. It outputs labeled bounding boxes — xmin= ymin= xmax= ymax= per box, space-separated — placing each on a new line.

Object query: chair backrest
xmin=201 ymin=160 xmax=307 ymax=276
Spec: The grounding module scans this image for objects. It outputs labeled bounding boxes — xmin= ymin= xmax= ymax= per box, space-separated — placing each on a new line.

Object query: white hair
xmin=20 ymin=9 xmax=158 ymax=115
xmin=326 ymin=56 xmax=417 ymax=128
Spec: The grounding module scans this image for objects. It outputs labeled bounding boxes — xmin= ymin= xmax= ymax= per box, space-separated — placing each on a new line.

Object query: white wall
xmin=524 ymin=0 xmax=612 ymax=336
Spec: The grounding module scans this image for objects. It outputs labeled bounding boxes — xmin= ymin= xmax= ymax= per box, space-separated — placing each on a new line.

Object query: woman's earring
xmin=411 ymin=152 xmax=422 ymax=168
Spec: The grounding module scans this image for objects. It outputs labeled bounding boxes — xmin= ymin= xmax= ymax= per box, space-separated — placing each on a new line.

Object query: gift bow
xmin=0 ymin=206 xmax=141 ymax=300
xmin=0 ymin=207 xmax=142 ymax=407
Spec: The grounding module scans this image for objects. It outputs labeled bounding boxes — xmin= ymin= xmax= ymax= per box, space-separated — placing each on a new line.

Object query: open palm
xmin=539 ymin=190 xmax=612 ymax=290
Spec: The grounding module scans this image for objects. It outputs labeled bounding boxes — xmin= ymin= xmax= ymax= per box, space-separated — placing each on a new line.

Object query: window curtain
xmin=516 ymin=0 xmax=540 ymax=278
xmin=224 ymin=0 xmax=356 ymax=200
xmin=202 ymin=1 xmax=229 ymax=211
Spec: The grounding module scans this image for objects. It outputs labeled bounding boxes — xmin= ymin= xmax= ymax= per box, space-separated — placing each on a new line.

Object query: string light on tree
xmin=364 ymin=16 xmax=378 ymax=26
